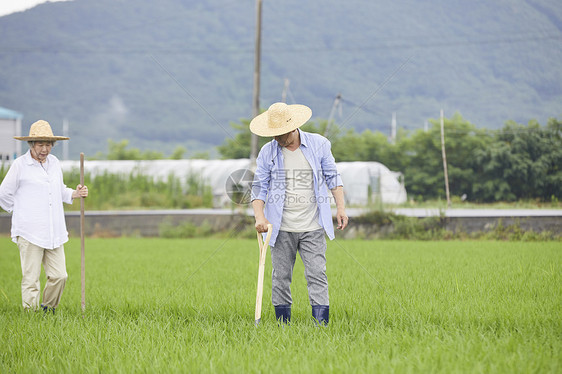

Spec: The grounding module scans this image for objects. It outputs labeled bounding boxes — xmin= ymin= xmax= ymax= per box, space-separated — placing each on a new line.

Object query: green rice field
xmin=1 ymin=237 xmax=560 ymax=373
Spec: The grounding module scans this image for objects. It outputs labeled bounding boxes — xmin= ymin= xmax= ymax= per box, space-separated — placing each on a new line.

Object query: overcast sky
xmin=0 ymin=0 xmax=71 ymax=17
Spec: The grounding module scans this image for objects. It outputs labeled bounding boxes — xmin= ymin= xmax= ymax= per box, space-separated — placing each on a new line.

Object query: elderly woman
xmin=0 ymin=120 xmax=88 ymax=313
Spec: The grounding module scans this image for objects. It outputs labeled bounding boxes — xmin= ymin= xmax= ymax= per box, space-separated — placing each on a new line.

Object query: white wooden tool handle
xmin=254 ymin=224 xmax=273 ymax=324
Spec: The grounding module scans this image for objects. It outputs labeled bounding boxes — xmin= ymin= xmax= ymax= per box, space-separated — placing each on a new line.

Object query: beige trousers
xmin=17 ymin=236 xmax=68 ymax=310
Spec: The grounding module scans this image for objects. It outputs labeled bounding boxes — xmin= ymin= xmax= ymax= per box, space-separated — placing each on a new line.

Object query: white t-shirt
xmin=280 ymin=147 xmax=322 ymax=232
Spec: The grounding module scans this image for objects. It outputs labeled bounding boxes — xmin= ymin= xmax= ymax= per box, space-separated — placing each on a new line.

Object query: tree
xmin=472 ymin=118 xmax=562 ymax=201
xmin=217 ymin=120 xmax=268 ymax=159
xmin=401 ymin=113 xmax=492 ymax=200
xmin=215 ymin=112 xmax=561 ymax=202
xmin=170 ymin=146 xmax=186 ymax=160
xmin=92 ymin=139 xmax=164 ymax=160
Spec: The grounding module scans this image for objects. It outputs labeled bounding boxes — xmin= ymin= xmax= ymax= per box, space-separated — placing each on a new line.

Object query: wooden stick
xmin=80 ymin=153 xmax=86 ymax=313
xmin=254 ymin=224 xmax=272 ymax=325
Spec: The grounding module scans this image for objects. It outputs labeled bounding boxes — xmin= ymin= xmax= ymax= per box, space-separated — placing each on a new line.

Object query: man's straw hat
xmin=14 ymin=120 xmax=69 ymax=141
xmin=250 ymin=102 xmax=312 ymax=137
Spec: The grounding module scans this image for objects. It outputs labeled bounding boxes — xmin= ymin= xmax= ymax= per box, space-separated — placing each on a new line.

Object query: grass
xmin=390 ymin=197 xmax=562 ymax=210
xmin=0 ymin=237 xmax=560 ymax=373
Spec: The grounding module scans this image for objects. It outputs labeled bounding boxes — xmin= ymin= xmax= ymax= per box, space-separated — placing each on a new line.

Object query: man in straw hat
xmin=0 ymin=120 xmax=89 ymax=313
xmin=250 ymin=102 xmax=348 ymax=326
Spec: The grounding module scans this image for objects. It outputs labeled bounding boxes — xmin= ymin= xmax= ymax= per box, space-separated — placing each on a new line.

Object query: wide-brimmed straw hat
xmin=14 ymin=120 xmax=69 ymax=141
xmin=250 ymin=102 xmax=312 ymax=137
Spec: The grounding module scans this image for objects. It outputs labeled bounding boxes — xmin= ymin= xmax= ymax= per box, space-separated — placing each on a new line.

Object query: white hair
xmin=28 ymin=141 xmax=56 ymax=147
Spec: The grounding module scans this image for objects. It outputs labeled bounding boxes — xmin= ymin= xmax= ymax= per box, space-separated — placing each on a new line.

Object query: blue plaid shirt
xmin=251 ymin=129 xmax=343 ymax=247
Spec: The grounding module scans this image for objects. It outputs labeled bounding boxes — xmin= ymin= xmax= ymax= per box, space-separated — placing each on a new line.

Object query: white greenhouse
xmin=59 ymin=159 xmax=407 ymax=207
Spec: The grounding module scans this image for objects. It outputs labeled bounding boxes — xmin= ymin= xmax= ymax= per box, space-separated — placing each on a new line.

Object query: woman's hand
xmin=72 ymin=184 xmax=89 ymax=199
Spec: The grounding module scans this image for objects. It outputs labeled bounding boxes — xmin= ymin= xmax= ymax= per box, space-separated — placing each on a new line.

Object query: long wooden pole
xmin=80 ymin=153 xmax=86 ymax=313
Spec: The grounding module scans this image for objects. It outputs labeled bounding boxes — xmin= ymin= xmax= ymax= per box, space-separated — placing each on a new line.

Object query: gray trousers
xmin=271 ymin=229 xmax=329 ymax=306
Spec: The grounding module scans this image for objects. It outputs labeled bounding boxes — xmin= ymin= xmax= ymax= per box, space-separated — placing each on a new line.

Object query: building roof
xmin=0 ymin=106 xmax=23 ymax=120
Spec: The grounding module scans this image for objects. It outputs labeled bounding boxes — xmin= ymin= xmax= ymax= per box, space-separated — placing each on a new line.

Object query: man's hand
xmin=255 ymin=216 xmax=271 ymax=233
xmin=336 ymin=208 xmax=348 ymax=230
xmin=252 ymin=199 xmax=270 ymax=232
xmin=331 ymin=186 xmax=348 ymax=230
xmin=72 ymin=184 xmax=88 ymax=199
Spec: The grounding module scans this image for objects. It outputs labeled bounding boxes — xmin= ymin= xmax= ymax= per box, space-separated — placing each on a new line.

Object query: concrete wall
xmin=337 ymin=215 xmax=561 ymax=239
xmin=1 ymin=210 xmax=560 ymax=239
xmin=63 ymin=211 xmax=251 ymax=237
xmin=444 ymin=216 xmax=561 ymax=234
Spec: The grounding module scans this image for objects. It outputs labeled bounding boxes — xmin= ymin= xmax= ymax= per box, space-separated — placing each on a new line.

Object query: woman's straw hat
xmin=250 ymin=102 xmax=312 ymax=137
xmin=14 ymin=120 xmax=69 ymax=141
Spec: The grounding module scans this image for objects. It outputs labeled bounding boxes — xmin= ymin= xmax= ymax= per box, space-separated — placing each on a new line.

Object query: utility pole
xmin=281 ymin=78 xmax=290 ymax=103
xmin=390 ymin=112 xmax=397 ymax=144
xmin=440 ymin=109 xmax=451 ymax=208
xmin=250 ymin=0 xmax=262 ymax=165
xmin=326 ymin=93 xmax=342 ymax=137
xmin=62 ymin=118 xmax=69 ymax=160
xmin=327 ymin=94 xmax=342 ymax=125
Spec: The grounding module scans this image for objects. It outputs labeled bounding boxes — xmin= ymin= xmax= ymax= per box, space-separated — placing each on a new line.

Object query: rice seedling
xmin=0 ymin=238 xmax=560 ymax=373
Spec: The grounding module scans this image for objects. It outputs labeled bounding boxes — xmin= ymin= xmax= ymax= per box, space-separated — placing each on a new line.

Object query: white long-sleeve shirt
xmin=0 ymin=150 xmax=74 ymax=249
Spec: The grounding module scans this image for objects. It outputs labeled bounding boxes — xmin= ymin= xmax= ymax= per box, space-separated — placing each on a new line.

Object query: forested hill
xmin=0 ymin=0 xmax=561 ymax=159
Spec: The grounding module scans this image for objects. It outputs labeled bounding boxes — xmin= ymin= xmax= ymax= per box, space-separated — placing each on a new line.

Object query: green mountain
xmin=1 ymin=0 xmax=561 ymax=159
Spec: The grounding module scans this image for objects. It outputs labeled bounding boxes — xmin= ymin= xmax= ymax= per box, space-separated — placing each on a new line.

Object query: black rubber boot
xmin=311 ymin=305 xmax=329 ymax=326
xmin=40 ymin=304 xmax=55 ymax=315
xmin=274 ymin=304 xmax=291 ymax=324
